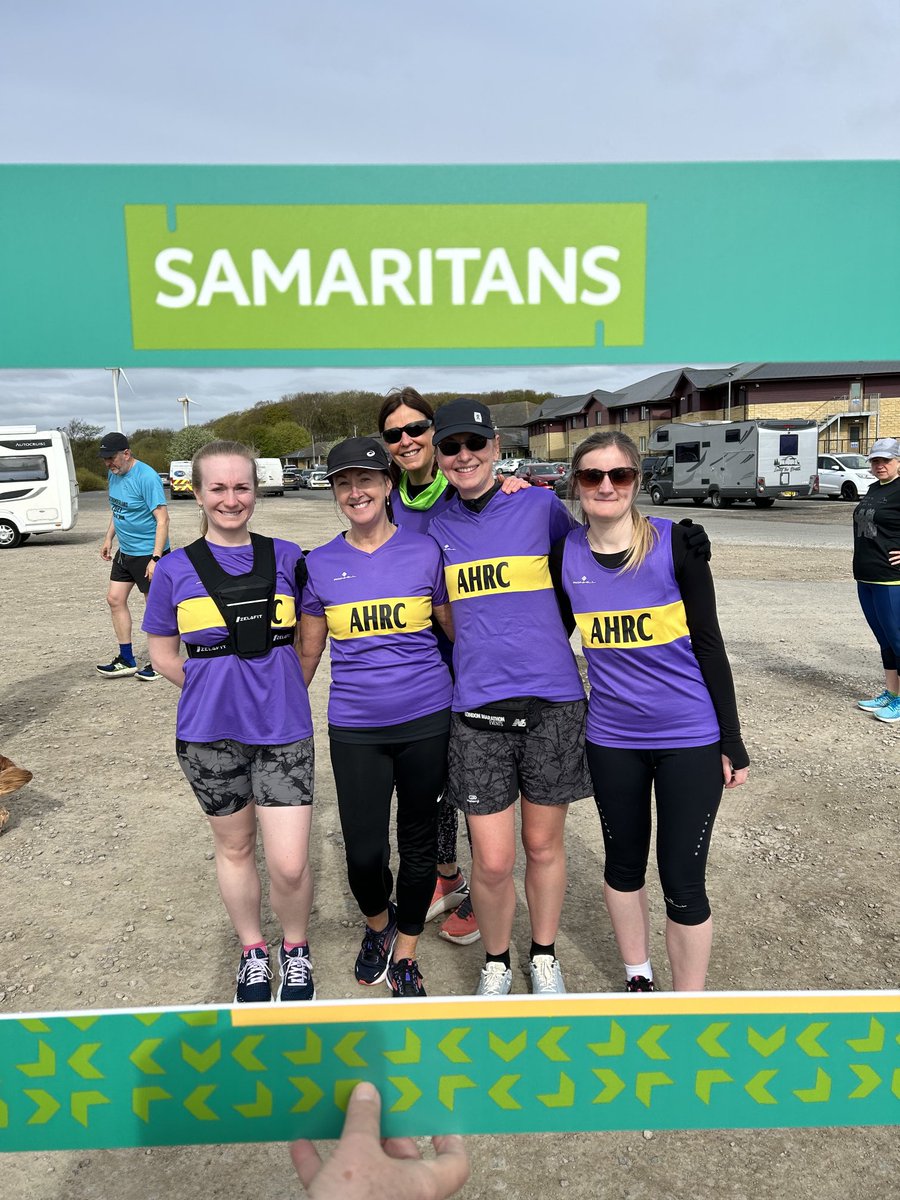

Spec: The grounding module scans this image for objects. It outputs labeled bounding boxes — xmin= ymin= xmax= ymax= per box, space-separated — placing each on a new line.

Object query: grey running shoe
xmin=96 ymin=654 xmax=138 ymax=678
xmin=529 ymin=954 xmax=566 ymax=995
xmin=355 ymin=903 xmax=398 ymax=986
xmin=277 ymin=942 xmax=315 ymax=1002
xmin=476 ymin=961 xmax=513 ymax=996
xmin=234 ymin=947 xmax=272 ymax=1003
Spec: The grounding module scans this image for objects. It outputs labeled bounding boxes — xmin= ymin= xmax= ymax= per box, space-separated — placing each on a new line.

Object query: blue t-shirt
xmin=108 ymin=459 xmax=169 ymax=556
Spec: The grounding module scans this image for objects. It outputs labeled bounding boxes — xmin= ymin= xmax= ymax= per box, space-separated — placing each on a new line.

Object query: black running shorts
xmin=175 ymin=737 xmax=315 ymax=816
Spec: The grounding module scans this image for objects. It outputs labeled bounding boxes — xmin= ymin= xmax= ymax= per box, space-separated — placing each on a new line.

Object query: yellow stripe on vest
xmin=177 ymin=593 xmax=297 ymax=634
xmin=326 ymin=595 xmax=433 ymax=640
xmin=576 ymin=599 xmax=689 ymax=648
xmin=445 ymin=555 xmax=551 ymax=601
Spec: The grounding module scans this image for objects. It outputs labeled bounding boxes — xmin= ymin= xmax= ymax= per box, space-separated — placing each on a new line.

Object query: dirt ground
xmin=1 ymin=490 xmax=898 ymax=1199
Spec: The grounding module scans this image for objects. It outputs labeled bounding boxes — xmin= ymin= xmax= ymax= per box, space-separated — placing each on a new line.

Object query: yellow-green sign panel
xmin=124 ymin=203 xmax=647 ymax=351
xmin=1 ymin=992 xmax=898 ymax=1151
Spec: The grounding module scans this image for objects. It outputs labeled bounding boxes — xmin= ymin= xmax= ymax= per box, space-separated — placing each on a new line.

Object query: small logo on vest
xmin=332 ymin=570 xmax=357 ymax=582
xmin=571 ymin=574 xmax=596 ymax=585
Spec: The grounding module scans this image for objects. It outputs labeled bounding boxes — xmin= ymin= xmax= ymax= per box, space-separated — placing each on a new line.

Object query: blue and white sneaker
xmin=277 ymin=942 xmax=316 ymax=1002
xmin=136 ymin=663 xmax=162 ymax=681
xmin=873 ymin=695 xmax=900 ymax=723
xmin=96 ymin=654 xmax=138 ymax=679
xmin=857 ymin=689 xmax=895 ymax=711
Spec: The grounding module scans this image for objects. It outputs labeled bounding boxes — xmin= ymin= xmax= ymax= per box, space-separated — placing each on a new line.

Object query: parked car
xmin=815 ymin=453 xmax=875 ymax=501
xmin=297 ymin=468 xmax=316 ymax=488
xmin=282 ymin=467 xmax=301 ymax=490
xmin=497 ymin=458 xmax=524 ymax=476
xmin=307 ymin=470 xmax=329 ymax=489
xmin=640 ymin=456 xmax=666 ymax=492
xmin=554 ymin=472 xmax=572 ymax=498
xmin=517 ymin=463 xmax=568 ymax=487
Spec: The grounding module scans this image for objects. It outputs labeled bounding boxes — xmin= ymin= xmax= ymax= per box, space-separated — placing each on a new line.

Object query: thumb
xmin=339 ymin=1081 xmax=382 ymax=1140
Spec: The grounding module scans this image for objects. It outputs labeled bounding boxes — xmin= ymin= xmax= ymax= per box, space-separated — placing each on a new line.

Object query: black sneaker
xmin=234 ymin=947 xmax=272 ymax=1003
xmin=277 ymin=942 xmax=315 ymax=1002
xmin=355 ymin=903 xmax=397 ymax=986
xmin=387 ymin=957 xmax=427 ymax=997
xmin=625 ymin=975 xmax=655 ymax=993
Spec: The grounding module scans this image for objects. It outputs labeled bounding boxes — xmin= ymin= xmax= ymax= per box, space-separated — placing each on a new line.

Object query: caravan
xmin=0 ymin=426 xmax=79 ymax=548
xmin=646 ymin=419 xmax=819 ymax=508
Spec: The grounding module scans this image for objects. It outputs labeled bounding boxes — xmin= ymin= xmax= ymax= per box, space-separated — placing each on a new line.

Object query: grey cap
xmin=867 ymin=437 xmax=900 ymax=461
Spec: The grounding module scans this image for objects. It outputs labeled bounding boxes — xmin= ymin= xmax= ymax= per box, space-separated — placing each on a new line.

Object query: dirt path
xmin=1 ymin=493 xmax=897 ymax=1198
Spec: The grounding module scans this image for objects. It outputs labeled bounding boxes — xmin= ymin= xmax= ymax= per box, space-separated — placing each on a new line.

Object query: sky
xmin=2 ymin=1 xmax=899 ymax=433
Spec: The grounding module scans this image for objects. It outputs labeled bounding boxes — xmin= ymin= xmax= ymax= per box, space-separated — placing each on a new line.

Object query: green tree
xmin=129 ymin=426 xmax=176 ymax=472
xmin=60 ymin=418 xmax=104 ymax=472
xmin=168 ymin=425 xmax=216 ymax=460
xmin=253 ymin=420 xmax=310 ymax=458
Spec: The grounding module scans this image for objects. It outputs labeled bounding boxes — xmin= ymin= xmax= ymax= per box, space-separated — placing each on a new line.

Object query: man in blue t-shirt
xmin=96 ymin=432 xmax=170 ymax=680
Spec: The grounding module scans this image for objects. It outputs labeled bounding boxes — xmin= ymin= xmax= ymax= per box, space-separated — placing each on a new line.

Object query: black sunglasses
xmin=382 ymin=419 xmax=433 ymax=444
xmin=574 ymin=466 xmax=639 ymax=487
xmin=436 ymin=434 xmax=490 ymax=456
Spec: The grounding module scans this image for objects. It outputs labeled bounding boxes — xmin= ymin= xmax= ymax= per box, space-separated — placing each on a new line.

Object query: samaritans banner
xmin=0 ymin=162 xmax=898 ymax=365
xmin=1 ymin=992 xmax=898 ymax=1151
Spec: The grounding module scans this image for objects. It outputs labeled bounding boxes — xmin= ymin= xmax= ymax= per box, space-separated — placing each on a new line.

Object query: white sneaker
xmin=529 ymin=954 xmax=566 ymax=995
xmin=476 ymin=961 xmax=513 ymax=997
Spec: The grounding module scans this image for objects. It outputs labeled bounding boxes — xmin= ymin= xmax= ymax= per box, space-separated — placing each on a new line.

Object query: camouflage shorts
xmin=446 ymin=700 xmax=592 ymax=817
xmin=175 ymin=737 xmax=314 ymax=816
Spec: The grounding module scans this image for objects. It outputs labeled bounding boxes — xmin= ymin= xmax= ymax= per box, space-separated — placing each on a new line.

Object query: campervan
xmin=168 ymin=460 xmax=194 ymax=499
xmin=0 ymin=426 xmax=79 ymax=548
xmin=255 ymin=458 xmax=284 ymax=496
xmin=646 ymin=419 xmax=819 ymax=508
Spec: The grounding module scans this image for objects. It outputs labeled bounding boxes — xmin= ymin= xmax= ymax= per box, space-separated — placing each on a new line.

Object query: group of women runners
xmin=143 ymin=389 xmax=749 ymax=1003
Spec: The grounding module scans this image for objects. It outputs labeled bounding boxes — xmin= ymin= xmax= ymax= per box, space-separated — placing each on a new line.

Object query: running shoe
xmin=857 ymin=689 xmax=895 ymax=711
xmin=96 ymin=654 xmax=138 ymax=679
xmin=136 ymin=663 xmax=162 ymax=681
xmin=476 ymin=961 xmax=513 ymax=997
xmin=355 ymin=903 xmax=398 ymax=986
xmin=426 ymin=871 xmax=468 ymax=921
xmin=386 ymin=957 xmax=427 ymax=997
xmin=873 ymin=695 xmax=900 ymax=723
xmin=625 ymin=975 xmax=655 ymax=993
xmin=234 ymin=947 xmax=272 ymax=1003
xmin=277 ymin=942 xmax=315 ymax=1002
xmin=438 ymin=893 xmax=481 ymax=945
xmin=529 ymin=954 xmax=567 ymax=995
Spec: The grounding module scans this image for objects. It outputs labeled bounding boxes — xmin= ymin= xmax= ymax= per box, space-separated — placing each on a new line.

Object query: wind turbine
xmin=104 ymin=368 xmax=134 ymax=433
xmin=177 ymin=395 xmax=201 ymax=427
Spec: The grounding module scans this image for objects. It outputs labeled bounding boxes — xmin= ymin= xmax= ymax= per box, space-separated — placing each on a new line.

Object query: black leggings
xmin=330 ymin=731 xmax=448 ymax=937
xmin=586 ymin=742 xmax=723 ymax=927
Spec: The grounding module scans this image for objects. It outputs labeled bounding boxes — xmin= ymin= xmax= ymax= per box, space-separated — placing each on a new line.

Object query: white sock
xmin=625 ymin=959 xmax=653 ymax=981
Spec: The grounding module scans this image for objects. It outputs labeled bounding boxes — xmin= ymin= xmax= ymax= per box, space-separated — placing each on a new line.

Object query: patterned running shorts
xmin=175 ymin=737 xmax=315 ymax=816
xmin=446 ymin=700 xmax=592 ymax=817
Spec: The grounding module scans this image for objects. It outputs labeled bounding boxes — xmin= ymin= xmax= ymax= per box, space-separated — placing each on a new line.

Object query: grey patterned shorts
xmin=446 ymin=700 xmax=592 ymax=816
xmin=175 ymin=737 xmax=315 ymax=816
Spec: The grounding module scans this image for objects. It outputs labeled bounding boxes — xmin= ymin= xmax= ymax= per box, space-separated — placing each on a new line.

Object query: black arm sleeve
xmin=672 ymin=524 xmax=749 ymax=770
xmin=548 ymin=537 xmax=577 ymax=636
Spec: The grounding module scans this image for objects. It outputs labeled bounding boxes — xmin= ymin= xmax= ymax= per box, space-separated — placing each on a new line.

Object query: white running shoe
xmin=476 ymin=961 xmax=513 ymax=997
xmin=529 ymin=954 xmax=567 ymax=995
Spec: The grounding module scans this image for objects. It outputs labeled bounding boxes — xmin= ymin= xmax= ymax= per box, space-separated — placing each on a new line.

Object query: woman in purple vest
xmin=557 ymin=431 xmax=749 ymax=992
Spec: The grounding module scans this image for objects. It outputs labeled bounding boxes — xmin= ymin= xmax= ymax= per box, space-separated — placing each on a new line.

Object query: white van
xmin=168 ymin=460 xmax=194 ymax=499
xmin=255 ymin=458 xmax=284 ymax=496
xmin=0 ymin=426 xmax=79 ymax=548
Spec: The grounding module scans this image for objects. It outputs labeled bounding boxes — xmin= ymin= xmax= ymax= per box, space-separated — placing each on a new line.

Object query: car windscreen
xmin=837 ymin=455 xmax=869 ymax=469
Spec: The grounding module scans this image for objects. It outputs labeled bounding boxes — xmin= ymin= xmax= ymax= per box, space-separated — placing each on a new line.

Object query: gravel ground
xmin=1 ymin=491 xmax=898 ymax=1199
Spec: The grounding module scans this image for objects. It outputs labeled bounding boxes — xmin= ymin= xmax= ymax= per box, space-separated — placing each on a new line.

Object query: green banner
xmin=1 ymin=992 xmax=898 ymax=1151
xmin=1 ymin=162 xmax=898 ymax=366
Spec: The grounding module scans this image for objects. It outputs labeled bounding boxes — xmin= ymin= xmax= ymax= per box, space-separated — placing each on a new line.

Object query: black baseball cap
xmin=99 ymin=432 xmax=129 ymax=457
xmin=433 ymin=398 xmax=496 ymax=442
xmin=324 ymin=437 xmax=391 ymax=478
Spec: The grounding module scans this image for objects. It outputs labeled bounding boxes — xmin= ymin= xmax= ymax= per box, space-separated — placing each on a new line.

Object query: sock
xmin=242 ymin=940 xmax=267 ymax=956
xmin=282 ymin=940 xmax=308 ymax=954
xmin=486 ymin=949 xmax=511 ymax=969
xmin=530 ymin=940 xmax=556 ymax=961
xmin=625 ymin=959 xmax=653 ymax=982
xmin=119 ymin=642 xmax=136 ymax=666
xmin=438 ymin=868 xmax=462 ymax=881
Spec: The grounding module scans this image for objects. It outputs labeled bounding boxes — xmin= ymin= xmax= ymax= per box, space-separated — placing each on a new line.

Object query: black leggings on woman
xmin=330 ymin=730 xmax=448 ymax=937
xmin=586 ymin=742 xmax=723 ymax=927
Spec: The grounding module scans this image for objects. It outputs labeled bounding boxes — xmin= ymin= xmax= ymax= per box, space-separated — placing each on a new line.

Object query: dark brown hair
xmin=377 ymin=387 xmax=437 ymax=487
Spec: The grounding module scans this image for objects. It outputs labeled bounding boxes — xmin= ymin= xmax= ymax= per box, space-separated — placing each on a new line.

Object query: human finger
xmin=728 ymin=766 xmax=750 ymax=789
xmin=337 ymin=1080 xmax=383 ymax=1140
xmin=382 ymin=1135 xmax=422 ymax=1160
xmin=426 ymin=1135 xmax=471 ymax=1195
xmin=289 ymin=1139 xmax=324 ymax=1188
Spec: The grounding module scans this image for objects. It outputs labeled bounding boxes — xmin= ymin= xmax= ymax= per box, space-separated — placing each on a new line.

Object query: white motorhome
xmin=646 ymin=419 xmax=819 ymax=508
xmin=0 ymin=427 xmax=79 ymax=548
xmin=255 ymin=458 xmax=284 ymax=496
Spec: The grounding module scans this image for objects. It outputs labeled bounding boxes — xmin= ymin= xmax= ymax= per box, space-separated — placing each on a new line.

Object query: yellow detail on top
xmin=326 ymin=595 xmax=433 ymax=640
xmin=446 ymin=555 xmax=550 ymax=601
xmin=177 ymin=594 xmax=296 ymax=634
xmin=576 ymin=599 xmax=688 ymax=649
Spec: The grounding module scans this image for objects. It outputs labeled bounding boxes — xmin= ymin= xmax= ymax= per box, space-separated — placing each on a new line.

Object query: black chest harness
xmin=183 ymin=534 xmax=295 ymax=660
